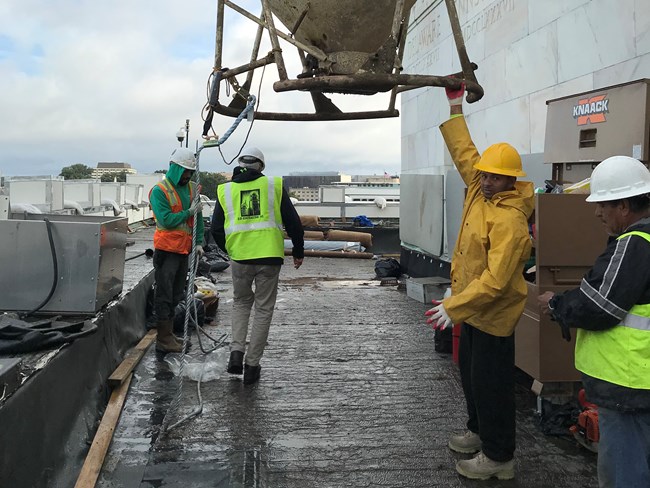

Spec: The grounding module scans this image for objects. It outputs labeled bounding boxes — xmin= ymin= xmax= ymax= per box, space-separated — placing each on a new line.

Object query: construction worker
xmin=538 ymin=156 xmax=650 ymax=488
xmin=149 ymin=147 xmax=204 ymax=353
xmin=425 ymin=83 xmax=534 ymax=480
xmin=211 ymin=147 xmax=304 ymax=385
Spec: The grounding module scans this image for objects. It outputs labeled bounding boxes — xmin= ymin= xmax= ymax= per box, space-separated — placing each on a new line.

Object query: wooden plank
xmin=108 ymin=330 xmax=156 ymax=387
xmin=74 ymin=374 xmax=133 ymax=488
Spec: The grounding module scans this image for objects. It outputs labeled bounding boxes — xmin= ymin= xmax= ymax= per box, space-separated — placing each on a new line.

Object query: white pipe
xmin=10 ymin=202 xmax=42 ymax=214
xmin=124 ymin=199 xmax=139 ymax=210
xmin=101 ymin=198 xmax=122 ymax=216
xmin=64 ymin=199 xmax=85 ymax=215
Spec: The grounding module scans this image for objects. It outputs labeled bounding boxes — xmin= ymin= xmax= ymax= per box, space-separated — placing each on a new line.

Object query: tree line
xmin=59 ymin=164 xmax=229 ymax=197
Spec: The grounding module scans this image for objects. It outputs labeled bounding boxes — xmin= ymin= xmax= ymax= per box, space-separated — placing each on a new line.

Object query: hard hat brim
xmin=586 ymin=186 xmax=650 ymax=202
xmin=473 ymin=162 xmax=526 ymax=177
xmin=172 ymin=161 xmax=196 ymax=171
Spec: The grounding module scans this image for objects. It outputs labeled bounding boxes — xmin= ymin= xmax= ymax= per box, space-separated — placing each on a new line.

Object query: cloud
xmin=0 ymin=0 xmax=401 ymax=178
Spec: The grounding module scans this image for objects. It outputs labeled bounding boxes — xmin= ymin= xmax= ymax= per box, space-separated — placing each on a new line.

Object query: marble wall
xmin=401 ymin=0 xmax=650 ymax=172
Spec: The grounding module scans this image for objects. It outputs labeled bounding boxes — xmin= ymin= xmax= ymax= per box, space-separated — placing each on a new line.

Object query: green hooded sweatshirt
xmin=149 ymin=163 xmax=204 ymax=245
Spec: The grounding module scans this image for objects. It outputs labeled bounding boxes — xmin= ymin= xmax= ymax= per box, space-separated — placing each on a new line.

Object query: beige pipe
xmin=285 ymin=230 xmax=325 ymax=240
xmin=300 ymin=215 xmax=320 ymax=227
xmin=326 ymin=230 xmax=373 ymax=249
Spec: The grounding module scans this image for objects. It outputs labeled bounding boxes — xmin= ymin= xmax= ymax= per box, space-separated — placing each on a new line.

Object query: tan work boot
xmin=456 ymin=451 xmax=515 ymax=480
xmin=155 ymin=319 xmax=183 ymax=353
xmin=448 ymin=430 xmax=481 ymax=454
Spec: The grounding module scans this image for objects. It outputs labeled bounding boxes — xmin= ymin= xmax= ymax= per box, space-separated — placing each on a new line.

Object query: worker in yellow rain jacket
xmin=149 ymin=147 xmax=203 ymax=353
xmin=211 ymin=147 xmax=304 ymax=385
xmin=539 ymin=155 xmax=650 ymax=488
xmin=425 ymin=83 xmax=534 ymax=481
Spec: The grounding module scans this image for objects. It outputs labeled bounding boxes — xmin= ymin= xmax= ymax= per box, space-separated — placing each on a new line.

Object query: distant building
xmin=362 ymin=176 xmax=400 ymax=184
xmin=284 ymin=172 xmax=401 ymax=202
xmin=92 ymin=162 xmax=137 ymax=179
xmin=321 ymin=182 xmax=400 ymax=203
xmin=283 ymin=172 xmax=351 ymax=190
xmin=284 ymin=172 xmax=351 ymax=201
xmin=290 ymin=187 xmax=320 ymax=201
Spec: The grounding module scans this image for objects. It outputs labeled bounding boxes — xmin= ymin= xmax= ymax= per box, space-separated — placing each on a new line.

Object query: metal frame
xmin=211 ymin=0 xmax=483 ymax=121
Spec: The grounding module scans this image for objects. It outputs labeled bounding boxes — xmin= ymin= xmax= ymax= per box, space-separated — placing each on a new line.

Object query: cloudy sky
xmin=0 ymin=0 xmax=402 ymax=178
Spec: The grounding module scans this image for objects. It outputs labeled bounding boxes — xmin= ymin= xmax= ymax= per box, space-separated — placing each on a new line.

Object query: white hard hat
xmin=586 ymin=156 xmax=650 ymax=202
xmin=169 ymin=147 xmax=197 ymax=170
xmin=238 ymin=147 xmax=265 ymax=171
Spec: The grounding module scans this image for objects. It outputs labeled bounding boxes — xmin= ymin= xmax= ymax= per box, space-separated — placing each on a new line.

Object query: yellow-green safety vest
xmin=217 ymin=176 xmax=284 ymax=260
xmin=575 ymin=230 xmax=650 ymax=389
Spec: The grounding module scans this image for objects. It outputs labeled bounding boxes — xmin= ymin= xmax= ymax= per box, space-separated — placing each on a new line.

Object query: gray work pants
xmin=230 ymin=261 xmax=281 ymax=367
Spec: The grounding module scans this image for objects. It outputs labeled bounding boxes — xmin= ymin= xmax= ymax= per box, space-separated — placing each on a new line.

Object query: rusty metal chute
xmin=207 ymin=0 xmax=483 ymax=123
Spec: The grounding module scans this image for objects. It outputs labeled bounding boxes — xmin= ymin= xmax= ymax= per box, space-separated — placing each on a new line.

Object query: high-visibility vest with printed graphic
xmin=217 ymin=176 xmax=284 ymax=260
xmin=575 ymin=230 xmax=650 ymax=389
xmin=150 ymin=179 xmax=194 ymax=254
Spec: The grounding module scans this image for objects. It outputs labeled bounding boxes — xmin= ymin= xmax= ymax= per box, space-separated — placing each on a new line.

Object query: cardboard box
xmin=515 ymin=282 xmax=581 ymax=383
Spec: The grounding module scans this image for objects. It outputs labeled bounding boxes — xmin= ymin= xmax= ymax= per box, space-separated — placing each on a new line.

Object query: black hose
xmin=20 ymin=218 xmax=59 ymax=318
xmin=125 ymin=248 xmax=154 ymax=262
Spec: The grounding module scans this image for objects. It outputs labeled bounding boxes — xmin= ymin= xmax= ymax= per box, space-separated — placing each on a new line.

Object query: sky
xmin=0 ymin=0 xmax=402 ymax=178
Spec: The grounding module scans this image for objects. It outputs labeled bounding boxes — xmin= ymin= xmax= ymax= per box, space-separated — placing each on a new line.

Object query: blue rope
xmin=208 ymin=95 xmax=256 ymax=148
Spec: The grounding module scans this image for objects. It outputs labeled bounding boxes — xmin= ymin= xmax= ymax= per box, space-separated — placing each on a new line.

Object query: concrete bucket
xmin=208 ymin=0 xmax=483 ymax=121
xmin=267 ymin=0 xmax=417 ymax=76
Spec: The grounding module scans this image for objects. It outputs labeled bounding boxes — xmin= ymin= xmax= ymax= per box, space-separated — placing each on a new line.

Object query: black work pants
xmin=458 ymin=322 xmax=515 ymax=462
xmin=153 ymin=249 xmax=188 ymax=321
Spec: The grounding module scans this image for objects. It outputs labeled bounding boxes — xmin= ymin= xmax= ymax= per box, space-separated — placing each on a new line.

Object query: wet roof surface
xmin=98 ymin=256 xmax=598 ymax=488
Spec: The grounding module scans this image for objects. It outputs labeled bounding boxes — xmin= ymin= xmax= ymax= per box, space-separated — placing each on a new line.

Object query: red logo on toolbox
xmin=573 ymin=95 xmax=609 ymax=126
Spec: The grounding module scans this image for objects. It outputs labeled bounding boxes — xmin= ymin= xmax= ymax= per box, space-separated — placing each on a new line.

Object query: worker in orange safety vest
xmin=149 ymin=147 xmax=204 ymax=353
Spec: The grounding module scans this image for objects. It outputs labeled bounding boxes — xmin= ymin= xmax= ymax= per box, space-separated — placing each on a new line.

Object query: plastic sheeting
xmin=284 ymin=239 xmax=364 ymax=252
xmin=0 ymin=270 xmax=154 ymax=488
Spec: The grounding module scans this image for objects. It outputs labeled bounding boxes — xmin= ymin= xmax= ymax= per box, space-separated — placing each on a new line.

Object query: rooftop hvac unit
xmin=63 ymin=179 xmax=102 ymax=209
xmin=100 ymin=182 xmax=126 ymax=206
xmin=7 ymin=176 xmax=65 ymax=213
xmin=0 ymin=215 xmax=128 ymax=314
xmin=124 ymin=183 xmax=144 ymax=208
xmin=126 ymin=174 xmax=164 ymax=203
xmin=0 ymin=195 xmax=8 ymax=220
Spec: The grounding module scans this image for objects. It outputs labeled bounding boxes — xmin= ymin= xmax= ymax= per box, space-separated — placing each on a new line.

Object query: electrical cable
xmin=218 ymin=63 xmax=266 ymax=166
xmin=19 ymin=218 xmax=58 ymax=318
xmin=124 ymin=248 xmax=154 ymax=262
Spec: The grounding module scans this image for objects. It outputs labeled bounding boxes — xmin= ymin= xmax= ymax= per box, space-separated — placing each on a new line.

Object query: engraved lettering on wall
xmin=461 ymin=0 xmax=516 ymax=41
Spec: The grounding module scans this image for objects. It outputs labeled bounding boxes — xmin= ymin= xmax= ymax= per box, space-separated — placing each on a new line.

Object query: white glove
xmin=425 ymin=301 xmax=453 ymax=330
xmin=195 ymin=245 xmax=204 ymax=258
xmin=445 ymin=81 xmax=465 ymax=107
xmin=188 ymin=199 xmax=200 ymax=215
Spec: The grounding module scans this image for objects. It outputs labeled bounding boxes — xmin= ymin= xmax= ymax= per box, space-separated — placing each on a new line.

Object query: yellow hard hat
xmin=473 ymin=142 xmax=526 ymax=177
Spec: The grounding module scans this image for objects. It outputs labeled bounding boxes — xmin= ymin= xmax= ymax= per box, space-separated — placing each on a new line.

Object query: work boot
xmin=155 ymin=319 xmax=183 ymax=353
xmin=227 ymin=350 xmax=244 ymax=374
xmin=243 ymin=364 xmax=261 ymax=385
xmin=456 ymin=451 xmax=514 ymax=480
xmin=448 ymin=430 xmax=481 ymax=454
